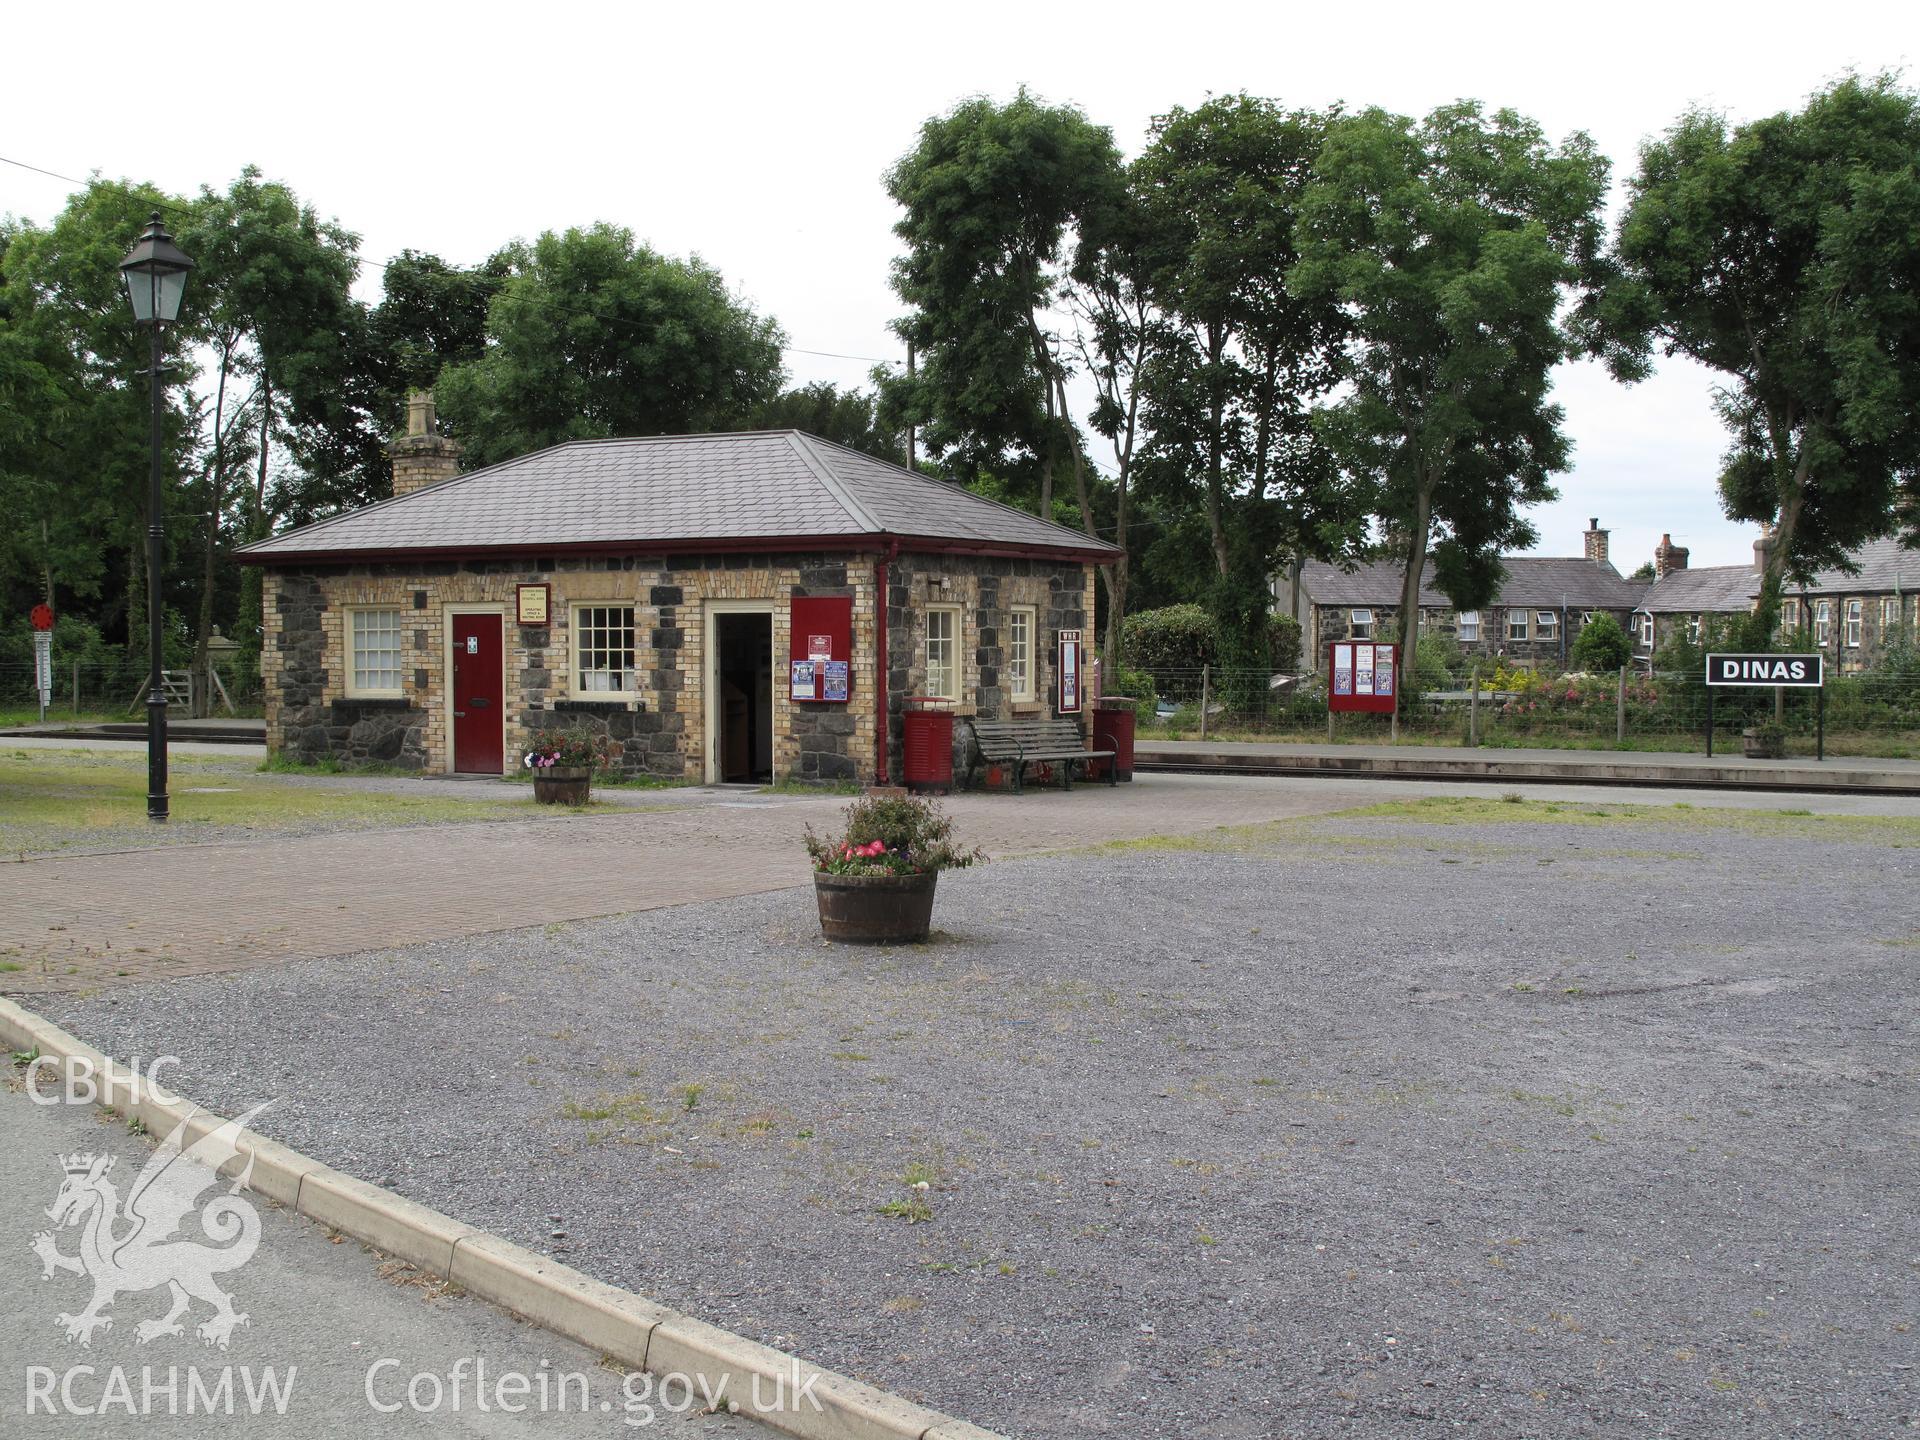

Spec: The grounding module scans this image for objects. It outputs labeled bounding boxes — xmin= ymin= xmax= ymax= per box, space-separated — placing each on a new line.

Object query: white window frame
xmin=1006 ymin=605 xmax=1036 ymax=703
xmin=1638 ymin=613 xmax=1654 ymax=648
xmin=1506 ymin=609 xmax=1529 ymax=642
xmin=1456 ymin=610 xmax=1480 ymax=643
xmin=1815 ymin=600 xmax=1832 ymax=647
xmin=1535 ymin=610 xmax=1560 ymax=640
xmin=1780 ymin=599 xmax=1799 ymax=634
xmin=1685 ymin=615 xmax=1702 ymax=644
xmin=345 ymin=606 xmax=405 ymax=699
xmin=1349 ymin=608 xmax=1374 ymax=640
xmin=925 ymin=605 xmax=962 ymax=701
xmin=571 ymin=603 xmax=640 ymax=699
xmin=1845 ymin=599 xmax=1863 ymax=649
xmin=1881 ymin=596 xmax=1900 ymax=636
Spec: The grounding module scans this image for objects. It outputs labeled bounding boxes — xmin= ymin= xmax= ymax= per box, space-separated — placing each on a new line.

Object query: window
xmin=1349 ymin=608 xmax=1374 ymax=639
xmin=1456 ymin=610 xmax=1481 ymax=642
xmin=1536 ymin=610 xmax=1559 ymax=640
xmin=1780 ymin=599 xmax=1799 ymax=634
xmin=1007 ymin=606 xmax=1036 ymax=702
xmin=572 ymin=605 xmax=637 ymax=696
xmin=1639 ymin=613 xmax=1654 ymax=648
xmin=925 ymin=605 xmax=961 ymax=700
xmin=348 ymin=608 xmax=403 ymax=697
xmin=1686 ymin=615 xmax=1702 ymax=643
xmin=1880 ymin=596 xmax=1899 ymax=638
xmin=1506 ymin=609 xmax=1529 ymax=641
xmin=1844 ymin=599 xmax=1863 ymax=648
xmin=1815 ymin=600 xmax=1832 ymax=647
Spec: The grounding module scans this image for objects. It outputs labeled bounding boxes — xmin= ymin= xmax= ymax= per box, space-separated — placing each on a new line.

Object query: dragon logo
xmin=30 ymin=1104 xmax=272 ymax=1349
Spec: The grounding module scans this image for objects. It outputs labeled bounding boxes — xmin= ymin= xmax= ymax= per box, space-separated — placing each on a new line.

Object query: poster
xmin=1374 ymin=646 xmax=1394 ymax=697
xmin=808 ymin=633 xmax=833 ymax=663
xmin=1355 ymin=644 xmax=1375 ymax=696
xmin=789 ymin=659 xmax=816 ymax=701
xmin=1332 ymin=643 xmax=1354 ymax=695
xmin=822 ymin=660 xmax=849 ymax=701
xmin=1059 ymin=629 xmax=1082 ymax=713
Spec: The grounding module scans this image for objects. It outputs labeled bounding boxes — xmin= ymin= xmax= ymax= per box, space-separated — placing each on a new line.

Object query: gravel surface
xmin=40 ymin=811 xmax=1920 ymax=1438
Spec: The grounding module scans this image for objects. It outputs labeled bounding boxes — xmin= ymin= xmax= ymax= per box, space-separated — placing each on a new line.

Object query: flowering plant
xmin=804 ymin=794 xmax=985 ymax=877
xmin=523 ymin=727 xmax=619 ymax=771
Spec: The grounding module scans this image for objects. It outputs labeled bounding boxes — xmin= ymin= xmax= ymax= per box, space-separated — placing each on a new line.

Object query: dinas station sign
xmin=1705 ymin=653 xmax=1824 ymax=687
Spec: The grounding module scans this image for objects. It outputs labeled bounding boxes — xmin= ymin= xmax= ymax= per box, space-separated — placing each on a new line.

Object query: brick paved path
xmin=0 ymin=775 xmax=1377 ymax=994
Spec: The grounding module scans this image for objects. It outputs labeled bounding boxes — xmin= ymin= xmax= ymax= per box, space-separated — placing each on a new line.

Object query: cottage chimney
xmin=388 ymin=389 xmax=463 ymax=497
xmin=1583 ymin=517 xmax=1609 ymax=565
xmin=1653 ymin=533 xmax=1689 ymax=579
xmin=1753 ymin=531 xmax=1773 ymax=575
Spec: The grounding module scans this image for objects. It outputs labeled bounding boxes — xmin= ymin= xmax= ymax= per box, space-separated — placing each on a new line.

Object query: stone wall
xmin=1309 ymin=603 xmax=1638 ymax=672
xmin=261 ymin=551 xmax=881 ymax=782
xmin=883 ymin=554 xmax=1096 ymax=783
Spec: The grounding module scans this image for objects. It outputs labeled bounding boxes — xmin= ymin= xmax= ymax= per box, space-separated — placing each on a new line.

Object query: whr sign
xmin=1705 ymin=653 xmax=1823 ymax=687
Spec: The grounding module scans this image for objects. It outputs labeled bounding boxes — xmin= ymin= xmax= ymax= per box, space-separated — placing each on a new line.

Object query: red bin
xmin=902 ymin=698 xmax=954 ymax=794
xmin=1092 ymin=697 xmax=1138 ymax=782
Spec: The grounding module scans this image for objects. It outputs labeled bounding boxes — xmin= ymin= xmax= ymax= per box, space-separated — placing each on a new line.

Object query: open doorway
xmin=712 ymin=610 xmax=773 ymax=784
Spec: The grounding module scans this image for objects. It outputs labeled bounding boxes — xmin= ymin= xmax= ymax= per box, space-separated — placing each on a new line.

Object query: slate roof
xmin=1637 ymin=565 xmax=1762 ymax=614
xmin=1299 ymin=556 xmax=1646 ymax=612
xmin=1799 ymin=536 xmax=1920 ymax=596
xmin=238 ymin=431 xmax=1120 ymax=563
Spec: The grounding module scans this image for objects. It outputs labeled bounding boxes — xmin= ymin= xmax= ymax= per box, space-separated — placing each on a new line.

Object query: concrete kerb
xmin=0 ymin=998 xmax=1001 ymax=1440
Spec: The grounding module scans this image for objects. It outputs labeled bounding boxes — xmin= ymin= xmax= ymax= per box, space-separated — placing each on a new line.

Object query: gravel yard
xmin=40 ymin=803 xmax=1920 ymax=1438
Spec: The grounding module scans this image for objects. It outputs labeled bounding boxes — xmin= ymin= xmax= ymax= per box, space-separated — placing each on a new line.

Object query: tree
xmin=744 ymin=382 xmax=903 ymax=463
xmin=884 ymin=91 xmax=1122 ymax=520
xmin=436 ymin=224 xmax=786 ymax=468
xmin=178 ymin=168 xmax=364 ymax=703
xmin=1608 ymin=75 xmax=1920 ymax=621
xmin=1571 ymin=613 xmax=1632 ymax=672
xmin=1292 ymin=102 xmax=1615 ymax=712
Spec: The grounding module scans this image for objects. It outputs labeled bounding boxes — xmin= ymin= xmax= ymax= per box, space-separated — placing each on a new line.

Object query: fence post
xmin=1469 ymin=665 xmax=1480 ymax=747
xmin=1199 ymin=664 xmax=1210 ymax=743
xmin=73 ymin=660 xmax=80 ymax=715
xmin=1616 ymin=665 xmax=1626 ymax=746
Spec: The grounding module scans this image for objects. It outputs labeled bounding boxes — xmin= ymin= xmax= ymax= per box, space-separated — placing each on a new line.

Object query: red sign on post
xmin=1327 ymin=641 xmax=1398 ymax=714
xmin=31 ymin=603 xmax=55 ymax=631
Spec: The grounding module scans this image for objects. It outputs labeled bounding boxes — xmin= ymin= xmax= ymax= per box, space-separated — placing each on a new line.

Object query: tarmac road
xmin=0 ymin=1078 xmax=778 ymax=1438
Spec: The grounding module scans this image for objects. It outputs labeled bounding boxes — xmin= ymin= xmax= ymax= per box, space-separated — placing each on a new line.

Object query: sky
xmin=5 ymin=1 xmax=1912 ymax=572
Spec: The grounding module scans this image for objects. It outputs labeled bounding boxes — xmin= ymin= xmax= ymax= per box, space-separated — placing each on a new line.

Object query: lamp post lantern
xmin=119 ymin=212 xmax=193 ymax=823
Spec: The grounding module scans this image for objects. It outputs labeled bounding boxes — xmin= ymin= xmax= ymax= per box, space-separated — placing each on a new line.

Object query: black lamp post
xmin=118 ymin=212 xmax=193 ymax=823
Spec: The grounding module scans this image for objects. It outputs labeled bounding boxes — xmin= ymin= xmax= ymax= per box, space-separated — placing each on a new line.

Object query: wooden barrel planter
xmin=814 ymin=871 xmax=938 ymax=944
xmin=532 ymin=765 xmax=593 ymax=806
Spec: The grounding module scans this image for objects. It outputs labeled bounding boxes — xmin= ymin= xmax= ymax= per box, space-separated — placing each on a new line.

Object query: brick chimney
xmin=1653 ymin=533 xmax=1689 ymax=579
xmin=388 ymin=390 xmax=462 ymax=497
xmin=1583 ymin=517 xmax=1609 ymax=565
xmin=1753 ymin=531 xmax=1773 ymax=575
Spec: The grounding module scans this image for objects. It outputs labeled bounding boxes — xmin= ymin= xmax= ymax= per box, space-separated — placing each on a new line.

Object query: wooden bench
xmin=964 ymin=717 xmax=1116 ymax=793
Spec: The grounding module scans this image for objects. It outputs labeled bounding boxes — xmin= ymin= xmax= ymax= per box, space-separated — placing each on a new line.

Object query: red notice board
xmin=1328 ymin=641 xmax=1398 ymax=714
xmin=789 ymin=596 xmax=853 ymax=703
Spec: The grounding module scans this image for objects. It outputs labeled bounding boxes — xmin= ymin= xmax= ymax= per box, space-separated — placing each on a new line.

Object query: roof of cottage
xmin=237 ymin=430 xmax=1121 ymax=564
xmin=1299 ymin=555 xmax=1646 ymax=612
xmin=1636 ymin=564 xmax=1763 ymax=614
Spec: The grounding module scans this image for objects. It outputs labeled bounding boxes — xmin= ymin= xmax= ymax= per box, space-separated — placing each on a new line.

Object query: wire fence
xmin=0 ymin=660 xmax=263 ymax=721
xmin=1125 ymin=666 xmax=1920 ymax=759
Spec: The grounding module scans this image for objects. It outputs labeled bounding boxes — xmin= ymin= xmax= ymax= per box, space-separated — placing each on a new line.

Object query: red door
xmin=451 ymin=614 xmax=504 ymax=773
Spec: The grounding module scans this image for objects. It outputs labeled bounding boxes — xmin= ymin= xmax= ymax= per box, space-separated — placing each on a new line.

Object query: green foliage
xmin=1608 ymin=75 xmax=1920 ymax=617
xmin=1268 ymin=613 xmax=1302 ymax=674
xmin=1103 ymin=664 xmax=1158 ymax=715
xmin=885 ymin=90 xmax=1122 ymax=513
xmin=1292 ymin=102 xmax=1614 ymax=690
xmin=436 ymin=223 xmax=786 ymax=468
xmin=804 ymin=794 xmax=983 ymax=876
xmin=745 ymin=383 xmax=902 ymax=463
xmin=1570 ymin=613 xmax=1632 ymax=673
xmin=1121 ymin=604 xmax=1218 ymax=672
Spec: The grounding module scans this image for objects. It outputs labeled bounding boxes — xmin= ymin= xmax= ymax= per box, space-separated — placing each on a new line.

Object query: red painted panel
xmin=1326 ymin=641 xmax=1399 ymax=714
xmin=452 ymin=614 xmax=504 ymax=772
xmin=789 ymin=595 xmax=853 ymax=703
